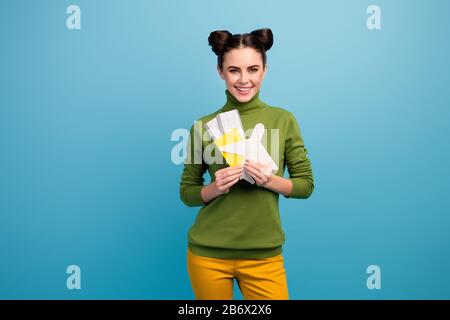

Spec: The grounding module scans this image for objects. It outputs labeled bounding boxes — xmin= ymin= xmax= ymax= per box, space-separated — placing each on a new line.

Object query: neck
xmin=221 ymin=89 xmax=267 ymax=115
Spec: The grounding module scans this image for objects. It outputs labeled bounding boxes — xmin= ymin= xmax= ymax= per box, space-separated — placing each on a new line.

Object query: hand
xmin=213 ymin=165 xmax=244 ymax=194
xmin=243 ymin=159 xmax=273 ymax=187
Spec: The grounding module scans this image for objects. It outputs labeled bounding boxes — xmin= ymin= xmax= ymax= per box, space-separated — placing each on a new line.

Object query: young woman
xmin=179 ymin=28 xmax=314 ymax=300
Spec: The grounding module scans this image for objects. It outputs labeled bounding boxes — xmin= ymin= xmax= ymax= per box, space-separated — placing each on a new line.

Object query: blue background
xmin=1 ymin=0 xmax=449 ymax=299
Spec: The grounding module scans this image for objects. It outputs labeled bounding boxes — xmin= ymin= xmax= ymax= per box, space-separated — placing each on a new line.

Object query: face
xmin=218 ymin=47 xmax=267 ymax=103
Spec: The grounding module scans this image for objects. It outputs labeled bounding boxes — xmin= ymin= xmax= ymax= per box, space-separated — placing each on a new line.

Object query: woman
xmin=179 ymin=28 xmax=314 ymax=300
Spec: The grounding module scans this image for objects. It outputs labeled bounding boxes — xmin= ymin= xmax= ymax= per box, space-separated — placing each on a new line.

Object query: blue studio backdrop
xmin=1 ymin=0 xmax=450 ymax=299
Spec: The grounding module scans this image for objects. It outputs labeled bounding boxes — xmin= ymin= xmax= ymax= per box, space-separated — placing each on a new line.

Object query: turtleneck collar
xmin=220 ymin=89 xmax=267 ymax=115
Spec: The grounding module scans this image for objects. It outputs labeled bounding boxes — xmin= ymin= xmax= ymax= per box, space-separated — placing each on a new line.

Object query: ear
xmin=217 ymin=65 xmax=225 ymax=80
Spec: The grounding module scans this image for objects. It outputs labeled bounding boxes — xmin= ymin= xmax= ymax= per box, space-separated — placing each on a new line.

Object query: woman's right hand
xmin=201 ymin=165 xmax=244 ymax=204
xmin=213 ymin=165 xmax=244 ymax=194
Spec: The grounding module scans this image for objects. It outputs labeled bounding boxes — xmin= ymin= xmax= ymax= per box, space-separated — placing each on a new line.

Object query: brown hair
xmin=208 ymin=28 xmax=273 ymax=71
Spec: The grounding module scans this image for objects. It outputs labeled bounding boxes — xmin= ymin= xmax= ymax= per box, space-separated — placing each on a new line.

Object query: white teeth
xmin=236 ymin=87 xmax=252 ymax=92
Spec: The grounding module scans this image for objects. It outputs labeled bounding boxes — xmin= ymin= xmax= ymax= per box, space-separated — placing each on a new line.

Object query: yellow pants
xmin=187 ymin=248 xmax=289 ymax=300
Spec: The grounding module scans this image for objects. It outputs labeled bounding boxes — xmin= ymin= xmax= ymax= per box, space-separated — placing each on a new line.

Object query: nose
xmin=239 ymin=72 xmax=249 ymax=84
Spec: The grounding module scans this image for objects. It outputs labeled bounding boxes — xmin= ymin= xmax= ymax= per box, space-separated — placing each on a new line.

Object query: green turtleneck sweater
xmin=180 ymin=89 xmax=314 ymax=259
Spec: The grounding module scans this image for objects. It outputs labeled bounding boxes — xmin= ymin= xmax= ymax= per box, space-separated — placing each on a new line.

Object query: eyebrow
xmin=227 ymin=65 xmax=261 ymax=70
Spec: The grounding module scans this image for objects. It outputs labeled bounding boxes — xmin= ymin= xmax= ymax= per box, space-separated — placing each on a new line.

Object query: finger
xmin=215 ymin=170 xmax=224 ymax=179
xmin=223 ymin=172 xmax=243 ymax=184
xmin=244 ymin=159 xmax=262 ymax=167
xmin=251 ymin=174 xmax=264 ymax=186
xmin=217 ymin=172 xmax=243 ymax=187
xmin=226 ymin=165 xmax=244 ymax=175
xmin=245 ymin=168 xmax=264 ymax=186
xmin=244 ymin=161 xmax=264 ymax=172
xmin=251 ymin=161 xmax=270 ymax=172
xmin=223 ymin=176 xmax=240 ymax=189
xmin=260 ymin=167 xmax=272 ymax=176
xmin=216 ymin=165 xmax=242 ymax=179
xmin=245 ymin=165 xmax=265 ymax=180
xmin=248 ymin=167 xmax=270 ymax=185
xmin=247 ymin=163 xmax=271 ymax=180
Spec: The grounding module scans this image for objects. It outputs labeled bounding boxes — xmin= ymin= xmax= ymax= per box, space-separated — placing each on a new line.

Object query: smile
xmin=235 ymin=86 xmax=253 ymax=94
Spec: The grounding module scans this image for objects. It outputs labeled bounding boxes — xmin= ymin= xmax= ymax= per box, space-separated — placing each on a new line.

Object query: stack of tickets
xmin=204 ymin=109 xmax=278 ymax=184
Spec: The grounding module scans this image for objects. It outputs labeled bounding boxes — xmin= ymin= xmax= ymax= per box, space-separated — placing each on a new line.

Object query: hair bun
xmin=250 ymin=28 xmax=273 ymax=51
xmin=208 ymin=30 xmax=233 ymax=56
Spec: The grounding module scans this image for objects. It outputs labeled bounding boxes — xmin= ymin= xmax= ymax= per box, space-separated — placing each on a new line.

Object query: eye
xmin=249 ymin=68 xmax=259 ymax=73
xmin=230 ymin=69 xmax=239 ymax=74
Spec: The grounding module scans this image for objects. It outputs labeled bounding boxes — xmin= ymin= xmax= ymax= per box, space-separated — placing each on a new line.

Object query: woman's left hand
xmin=243 ymin=159 xmax=273 ymax=187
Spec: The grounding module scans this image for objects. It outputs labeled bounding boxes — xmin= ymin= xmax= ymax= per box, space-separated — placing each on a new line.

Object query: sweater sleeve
xmin=283 ymin=112 xmax=314 ymax=199
xmin=179 ymin=123 xmax=208 ymax=207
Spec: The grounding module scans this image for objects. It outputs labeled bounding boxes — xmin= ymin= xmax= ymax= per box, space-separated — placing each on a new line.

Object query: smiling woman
xmin=180 ymin=28 xmax=315 ymax=300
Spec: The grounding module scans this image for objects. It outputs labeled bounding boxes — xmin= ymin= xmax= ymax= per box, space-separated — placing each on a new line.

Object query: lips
xmin=235 ymin=86 xmax=253 ymax=95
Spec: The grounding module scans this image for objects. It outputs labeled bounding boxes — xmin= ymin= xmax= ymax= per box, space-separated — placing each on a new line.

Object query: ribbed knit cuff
xmin=284 ymin=178 xmax=313 ymax=199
